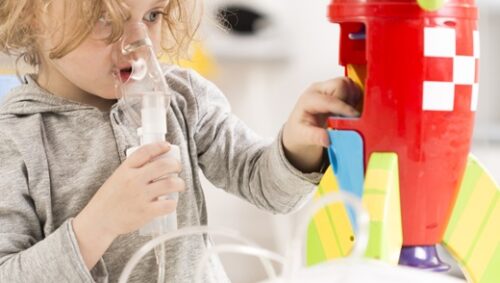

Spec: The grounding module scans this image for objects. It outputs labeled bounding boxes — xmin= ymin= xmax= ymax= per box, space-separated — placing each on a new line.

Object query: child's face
xmin=38 ymin=0 xmax=167 ymax=102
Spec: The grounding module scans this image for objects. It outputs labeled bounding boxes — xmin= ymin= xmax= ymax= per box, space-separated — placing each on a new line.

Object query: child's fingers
xmin=141 ymin=157 xmax=182 ymax=183
xmin=299 ymin=124 xmax=330 ymax=148
xmin=303 ymin=91 xmax=360 ymax=117
xmin=145 ymin=177 xmax=185 ymax=201
xmin=126 ymin=142 xmax=171 ymax=168
xmin=308 ymin=77 xmax=363 ymax=106
xmin=308 ymin=77 xmax=351 ymax=97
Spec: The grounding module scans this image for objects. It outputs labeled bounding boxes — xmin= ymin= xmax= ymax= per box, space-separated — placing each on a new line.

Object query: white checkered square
xmin=471 ymin=84 xmax=479 ymax=111
xmin=423 ymin=81 xmax=455 ymax=111
xmin=473 ymin=30 xmax=480 ymax=59
xmin=424 ymin=27 xmax=456 ymax=58
xmin=453 ymin=56 xmax=476 ymax=85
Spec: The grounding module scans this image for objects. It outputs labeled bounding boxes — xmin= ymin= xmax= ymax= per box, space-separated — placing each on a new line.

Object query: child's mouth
xmin=119 ymin=67 xmax=132 ymax=82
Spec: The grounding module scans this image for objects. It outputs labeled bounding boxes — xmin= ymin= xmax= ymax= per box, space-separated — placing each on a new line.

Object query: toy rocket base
xmin=399 ymin=245 xmax=450 ymax=272
xmin=306 ymin=154 xmax=500 ymax=283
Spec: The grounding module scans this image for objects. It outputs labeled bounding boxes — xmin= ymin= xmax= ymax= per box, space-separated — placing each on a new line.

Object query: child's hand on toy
xmin=282 ymin=77 xmax=362 ymax=173
xmin=73 ymin=142 xmax=185 ymax=269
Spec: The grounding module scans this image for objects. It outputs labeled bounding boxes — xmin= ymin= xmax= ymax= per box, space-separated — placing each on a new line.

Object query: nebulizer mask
xmin=114 ymin=22 xmax=180 ymax=283
xmin=116 ymin=22 xmax=169 ymax=145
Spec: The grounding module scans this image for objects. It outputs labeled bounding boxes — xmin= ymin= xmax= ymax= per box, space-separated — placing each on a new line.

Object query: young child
xmin=0 ymin=0 xmax=361 ymax=282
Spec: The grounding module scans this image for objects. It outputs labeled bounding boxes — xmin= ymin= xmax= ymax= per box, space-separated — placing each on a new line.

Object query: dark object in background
xmin=217 ymin=5 xmax=269 ymax=35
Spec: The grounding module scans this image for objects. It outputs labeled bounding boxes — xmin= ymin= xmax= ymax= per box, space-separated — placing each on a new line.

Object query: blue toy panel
xmin=327 ymin=130 xmax=365 ymax=197
xmin=327 ymin=130 xmax=365 ymax=228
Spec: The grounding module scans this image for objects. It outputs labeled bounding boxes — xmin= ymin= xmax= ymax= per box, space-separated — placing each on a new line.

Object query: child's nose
xmin=121 ymin=22 xmax=153 ymax=56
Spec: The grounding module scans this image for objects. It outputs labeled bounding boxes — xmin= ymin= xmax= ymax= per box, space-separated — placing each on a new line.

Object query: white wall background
xmin=473 ymin=0 xmax=500 ymax=140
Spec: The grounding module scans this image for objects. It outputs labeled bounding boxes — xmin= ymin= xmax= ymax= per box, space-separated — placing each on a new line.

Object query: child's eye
xmin=143 ymin=11 xmax=164 ymax=23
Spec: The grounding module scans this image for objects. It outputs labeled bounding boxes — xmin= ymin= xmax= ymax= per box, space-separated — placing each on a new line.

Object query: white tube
xmin=282 ymin=191 xmax=370 ymax=282
xmin=194 ymin=244 xmax=286 ymax=283
xmin=118 ymin=226 xmax=278 ymax=283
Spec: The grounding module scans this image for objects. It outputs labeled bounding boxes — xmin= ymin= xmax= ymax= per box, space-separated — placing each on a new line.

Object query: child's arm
xmin=190 ymin=71 xmax=360 ymax=213
xmin=0 ymin=133 xmax=101 ymax=282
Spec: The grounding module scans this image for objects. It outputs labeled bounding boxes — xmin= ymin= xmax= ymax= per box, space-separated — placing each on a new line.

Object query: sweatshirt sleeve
xmin=0 ymin=133 xmax=108 ymax=282
xmin=190 ymin=71 xmax=324 ymax=214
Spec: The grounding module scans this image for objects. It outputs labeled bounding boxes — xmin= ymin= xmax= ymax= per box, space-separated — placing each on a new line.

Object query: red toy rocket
xmin=327 ymin=0 xmax=479 ymax=271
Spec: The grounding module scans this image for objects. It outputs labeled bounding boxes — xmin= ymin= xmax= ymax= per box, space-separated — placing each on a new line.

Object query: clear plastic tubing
xmin=118 ymin=226 xmax=280 ymax=283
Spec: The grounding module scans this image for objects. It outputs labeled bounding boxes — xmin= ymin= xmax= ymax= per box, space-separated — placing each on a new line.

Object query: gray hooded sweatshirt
xmin=0 ymin=66 xmax=321 ymax=283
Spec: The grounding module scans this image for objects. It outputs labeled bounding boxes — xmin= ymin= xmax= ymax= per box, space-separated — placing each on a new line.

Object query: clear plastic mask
xmin=114 ymin=22 xmax=171 ymax=144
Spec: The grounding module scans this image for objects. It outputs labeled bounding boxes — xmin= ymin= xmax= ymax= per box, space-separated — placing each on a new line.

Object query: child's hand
xmin=73 ymin=142 xmax=185 ymax=269
xmin=282 ymin=77 xmax=362 ymax=173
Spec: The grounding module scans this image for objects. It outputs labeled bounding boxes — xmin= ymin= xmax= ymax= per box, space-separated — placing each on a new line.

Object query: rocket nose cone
xmin=417 ymin=0 xmax=446 ymax=11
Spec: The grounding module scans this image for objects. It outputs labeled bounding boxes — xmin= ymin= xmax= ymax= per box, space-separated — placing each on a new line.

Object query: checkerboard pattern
xmin=423 ymin=27 xmax=480 ymax=112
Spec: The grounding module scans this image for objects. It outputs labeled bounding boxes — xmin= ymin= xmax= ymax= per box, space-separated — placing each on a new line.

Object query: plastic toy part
xmin=417 ymin=0 xmax=446 ymax=11
xmin=399 ymin=245 xmax=450 ymax=271
xmin=327 ymin=130 xmax=364 ymax=199
xmin=328 ymin=0 xmax=479 ymax=248
xmin=307 ymin=153 xmax=403 ymax=266
xmin=346 ymin=64 xmax=367 ymax=113
xmin=306 ymin=166 xmax=355 ymax=266
xmin=327 ymin=130 xmax=364 ymax=231
xmin=362 ymin=153 xmax=402 ymax=265
xmin=320 ymin=1 xmax=497 ymax=280
xmin=346 ymin=64 xmax=367 ymax=92
xmin=442 ymin=155 xmax=500 ymax=283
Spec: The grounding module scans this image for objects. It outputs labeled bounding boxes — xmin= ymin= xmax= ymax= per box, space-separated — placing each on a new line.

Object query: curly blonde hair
xmin=0 ymin=0 xmax=201 ymax=68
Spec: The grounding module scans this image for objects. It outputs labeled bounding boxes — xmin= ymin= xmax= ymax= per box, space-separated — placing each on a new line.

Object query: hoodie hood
xmin=0 ymin=75 xmax=101 ymax=116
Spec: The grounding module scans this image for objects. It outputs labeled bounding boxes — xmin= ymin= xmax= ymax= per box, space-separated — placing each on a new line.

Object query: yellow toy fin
xmin=363 ymin=153 xmax=402 ymax=264
xmin=307 ymin=166 xmax=355 ymax=266
xmin=443 ymin=155 xmax=500 ymax=283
